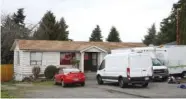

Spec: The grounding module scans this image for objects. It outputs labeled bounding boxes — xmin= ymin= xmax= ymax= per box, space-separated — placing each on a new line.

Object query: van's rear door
xmin=129 ymin=54 xmax=152 ymax=77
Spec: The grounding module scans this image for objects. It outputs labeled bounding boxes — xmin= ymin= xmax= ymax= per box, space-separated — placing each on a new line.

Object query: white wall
xmin=21 ymin=52 xmax=60 ymax=75
xmin=14 ymin=44 xmax=23 ymax=81
xmin=14 ymin=48 xmax=108 ymax=81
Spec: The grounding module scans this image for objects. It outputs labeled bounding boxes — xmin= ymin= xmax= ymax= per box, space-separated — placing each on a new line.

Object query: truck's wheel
xmin=118 ymin=77 xmax=127 ymax=88
xmin=142 ymin=83 xmax=148 ymax=87
xmin=97 ymin=75 xmax=103 ymax=85
xmin=182 ymin=71 xmax=186 ymax=78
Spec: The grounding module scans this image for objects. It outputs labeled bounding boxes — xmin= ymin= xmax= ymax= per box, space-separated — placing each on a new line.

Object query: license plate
xmin=159 ymin=76 xmax=162 ymax=78
xmin=73 ymin=78 xmax=79 ymax=81
xmin=145 ymin=77 xmax=149 ymax=80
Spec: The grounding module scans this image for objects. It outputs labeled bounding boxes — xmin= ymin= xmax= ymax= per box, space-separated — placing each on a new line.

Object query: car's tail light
xmin=127 ymin=67 xmax=130 ymax=80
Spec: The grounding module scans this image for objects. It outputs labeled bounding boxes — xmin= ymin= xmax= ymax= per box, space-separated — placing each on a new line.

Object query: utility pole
xmin=176 ymin=8 xmax=181 ymax=45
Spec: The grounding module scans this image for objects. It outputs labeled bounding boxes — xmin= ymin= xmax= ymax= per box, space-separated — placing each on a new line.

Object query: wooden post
xmin=176 ymin=8 xmax=181 ymax=45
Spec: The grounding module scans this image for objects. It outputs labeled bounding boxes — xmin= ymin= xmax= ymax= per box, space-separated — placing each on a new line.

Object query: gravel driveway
xmin=22 ymin=80 xmax=186 ymax=98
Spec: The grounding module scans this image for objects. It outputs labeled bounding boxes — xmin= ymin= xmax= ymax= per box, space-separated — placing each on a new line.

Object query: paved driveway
xmin=22 ymin=80 xmax=186 ymax=98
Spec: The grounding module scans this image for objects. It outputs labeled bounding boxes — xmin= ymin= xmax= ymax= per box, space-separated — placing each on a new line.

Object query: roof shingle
xmin=15 ymin=40 xmax=146 ymax=52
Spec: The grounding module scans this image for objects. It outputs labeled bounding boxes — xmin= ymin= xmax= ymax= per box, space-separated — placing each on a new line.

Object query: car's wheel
xmin=81 ymin=82 xmax=85 ymax=86
xmin=97 ymin=75 xmax=103 ymax=85
xmin=142 ymin=82 xmax=148 ymax=87
xmin=118 ymin=77 xmax=127 ymax=88
xmin=182 ymin=71 xmax=186 ymax=78
xmin=61 ymin=80 xmax=66 ymax=87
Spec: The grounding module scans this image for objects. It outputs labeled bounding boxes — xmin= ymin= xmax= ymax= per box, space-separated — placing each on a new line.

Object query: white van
xmin=96 ymin=52 xmax=153 ymax=88
xmin=111 ymin=47 xmax=169 ymax=81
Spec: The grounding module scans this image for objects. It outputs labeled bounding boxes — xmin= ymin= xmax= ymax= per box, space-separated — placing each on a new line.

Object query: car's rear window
xmin=63 ymin=68 xmax=80 ymax=73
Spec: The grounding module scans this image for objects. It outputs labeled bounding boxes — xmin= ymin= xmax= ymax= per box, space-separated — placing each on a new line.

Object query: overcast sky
xmin=1 ymin=0 xmax=178 ymax=42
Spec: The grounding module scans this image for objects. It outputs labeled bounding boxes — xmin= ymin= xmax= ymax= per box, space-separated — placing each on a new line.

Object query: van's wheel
xmin=61 ymin=80 xmax=66 ymax=87
xmin=97 ymin=75 xmax=103 ymax=85
xmin=142 ymin=82 xmax=148 ymax=87
xmin=162 ymin=77 xmax=168 ymax=82
xmin=118 ymin=77 xmax=127 ymax=88
xmin=182 ymin=71 xmax=186 ymax=78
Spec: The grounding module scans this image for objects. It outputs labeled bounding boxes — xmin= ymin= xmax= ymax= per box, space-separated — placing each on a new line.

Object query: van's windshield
xmin=152 ymin=58 xmax=162 ymax=66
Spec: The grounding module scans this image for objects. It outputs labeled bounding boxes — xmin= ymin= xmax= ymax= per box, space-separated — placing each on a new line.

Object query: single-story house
xmin=11 ymin=39 xmax=145 ymax=81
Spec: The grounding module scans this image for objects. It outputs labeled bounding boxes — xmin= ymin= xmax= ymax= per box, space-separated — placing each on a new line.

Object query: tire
xmin=142 ymin=83 xmax=148 ymax=88
xmin=162 ymin=77 xmax=168 ymax=82
xmin=61 ymin=80 xmax=66 ymax=87
xmin=118 ymin=77 xmax=127 ymax=88
xmin=182 ymin=72 xmax=186 ymax=78
xmin=97 ymin=75 xmax=103 ymax=85
xmin=81 ymin=82 xmax=85 ymax=86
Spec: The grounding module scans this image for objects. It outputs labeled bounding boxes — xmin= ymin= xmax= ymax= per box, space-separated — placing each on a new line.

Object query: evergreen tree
xmin=155 ymin=0 xmax=186 ymax=45
xmin=12 ymin=8 xmax=26 ymax=26
xmin=34 ymin=11 xmax=59 ymax=40
xmin=178 ymin=0 xmax=186 ymax=44
xmin=143 ymin=24 xmax=156 ymax=46
xmin=57 ymin=17 xmax=69 ymax=40
xmin=89 ymin=25 xmax=103 ymax=42
xmin=1 ymin=13 xmax=31 ymax=64
xmin=106 ymin=26 xmax=121 ymax=42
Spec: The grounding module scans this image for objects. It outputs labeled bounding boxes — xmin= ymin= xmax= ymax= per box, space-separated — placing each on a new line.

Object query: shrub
xmin=44 ymin=65 xmax=57 ymax=79
xmin=32 ymin=66 xmax=41 ymax=79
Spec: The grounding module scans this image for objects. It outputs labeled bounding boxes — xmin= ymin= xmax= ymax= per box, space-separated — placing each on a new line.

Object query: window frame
xmin=30 ymin=52 xmax=43 ymax=65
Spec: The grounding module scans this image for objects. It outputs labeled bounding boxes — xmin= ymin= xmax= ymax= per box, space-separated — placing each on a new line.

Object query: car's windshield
xmin=63 ymin=68 xmax=80 ymax=73
xmin=152 ymin=58 xmax=162 ymax=66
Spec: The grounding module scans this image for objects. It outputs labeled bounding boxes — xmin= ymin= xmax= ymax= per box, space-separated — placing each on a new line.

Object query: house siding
xmin=21 ymin=52 xmax=60 ymax=76
xmin=14 ymin=44 xmax=23 ymax=81
xmin=14 ymin=45 xmax=108 ymax=81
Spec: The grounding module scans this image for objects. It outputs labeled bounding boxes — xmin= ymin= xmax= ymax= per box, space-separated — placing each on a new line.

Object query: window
xmin=17 ymin=51 xmax=20 ymax=65
xmin=92 ymin=53 xmax=97 ymax=66
xmin=60 ymin=52 xmax=75 ymax=65
xmin=152 ymin=58 xmax=162 ymax=66
xmin=30 ymin=52 xmax=42 ymax=65
xmin=99 ymin=60 xmax=105 ymax=70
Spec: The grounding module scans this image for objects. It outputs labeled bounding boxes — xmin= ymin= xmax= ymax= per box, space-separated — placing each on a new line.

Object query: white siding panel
xmin=21 ymin=52 xmax=60 ymax=75
xmin=14 ymin=50 xmax=24 ymax=81
xmin=42 ymin=52 xmax=60 ymax=66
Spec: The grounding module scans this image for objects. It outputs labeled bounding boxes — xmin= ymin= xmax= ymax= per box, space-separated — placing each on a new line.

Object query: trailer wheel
xmin=182 ymin=71 xmax=186 ymax=78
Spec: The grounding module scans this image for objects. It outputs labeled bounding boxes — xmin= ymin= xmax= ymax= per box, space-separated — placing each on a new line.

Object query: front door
xmin=84 ymin=52 xmax=98 ymax=72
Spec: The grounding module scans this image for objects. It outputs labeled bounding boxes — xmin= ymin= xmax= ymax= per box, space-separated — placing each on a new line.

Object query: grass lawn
xmin=32 ymin=80 xmax=54 ymax=86
xmin=1 ymin=89 xmax=16 ymax=98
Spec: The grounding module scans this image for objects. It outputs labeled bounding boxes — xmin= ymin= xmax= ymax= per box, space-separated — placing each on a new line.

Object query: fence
xmin=0 ymin=64 xmax=14 ymax=82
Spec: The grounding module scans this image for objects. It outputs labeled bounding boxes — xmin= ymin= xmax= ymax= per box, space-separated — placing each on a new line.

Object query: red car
xmin=54 ymin=67 xmax=86 ymax=87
